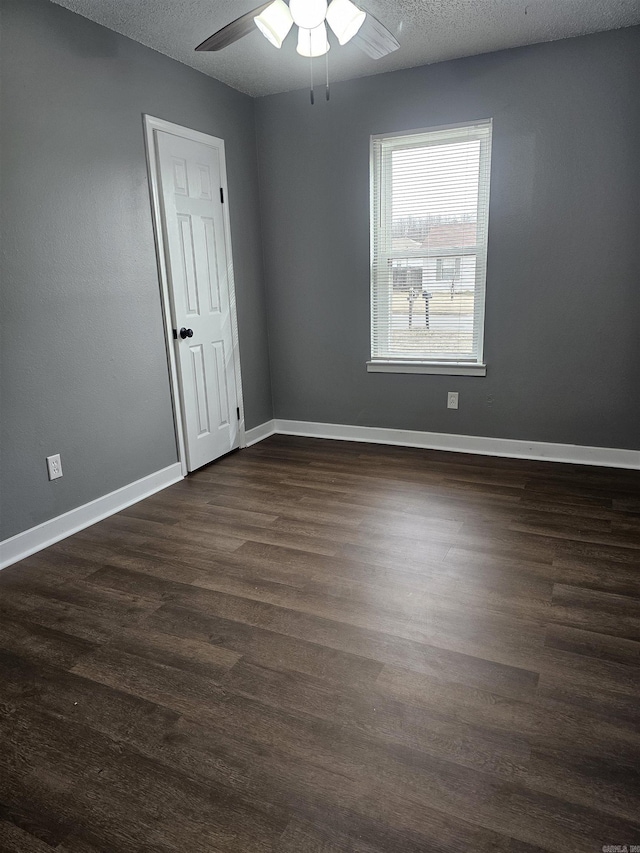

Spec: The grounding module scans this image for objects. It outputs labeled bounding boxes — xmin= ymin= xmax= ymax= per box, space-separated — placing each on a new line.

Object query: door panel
xmin=212 ymin=340 xmax=230 ymax=429
xmin=196 ymin=164 xmax=212 ymax=199
xmin=177 ymin=214 xmax=200 ymax=316
xmin=155 ymin=130 xmax=239 ymax=471
xmin=202 ymin=218 xmax=221 ymax=313
xmin=189 ymin=344 xmax=210 ymax=437
xmin=172 ymin=157 xmax=188 ymax=195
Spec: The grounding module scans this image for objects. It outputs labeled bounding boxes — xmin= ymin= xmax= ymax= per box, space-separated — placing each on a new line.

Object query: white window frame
xmin=368 ymin=119 xmax=492 ymax=376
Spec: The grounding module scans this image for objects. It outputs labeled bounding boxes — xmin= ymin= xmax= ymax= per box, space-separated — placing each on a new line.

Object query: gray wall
xmin=0 ymin=0 xmax=272 ymax=540
xmin=256 ymin=27 xmax=640 ymax=450
xmin=2 ymin=7 xmax=638 ymax=544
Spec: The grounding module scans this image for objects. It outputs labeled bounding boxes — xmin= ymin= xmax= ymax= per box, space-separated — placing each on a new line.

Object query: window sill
xmin=367 ymin=361 xmax=487 ymax=376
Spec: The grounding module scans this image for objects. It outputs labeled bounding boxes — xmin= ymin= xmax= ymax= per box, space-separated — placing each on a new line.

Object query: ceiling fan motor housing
xmin=289 ymin=0 xmax=328 ymax=29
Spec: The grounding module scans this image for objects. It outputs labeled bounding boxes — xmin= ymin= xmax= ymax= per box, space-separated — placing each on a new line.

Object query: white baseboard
xmin=4 ymin=423 xmax=635 ymax=572
xmin=0 ymin=463 xmax=183 ymax=571
xmin=269 ymin=419 xmax=640 ymax=470
xmin=244 ymin=419 xmax=276 ymax=447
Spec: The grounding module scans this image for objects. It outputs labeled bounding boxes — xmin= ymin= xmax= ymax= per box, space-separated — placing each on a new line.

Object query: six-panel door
xmin=156 ymin=131 xmax=239 ymax=471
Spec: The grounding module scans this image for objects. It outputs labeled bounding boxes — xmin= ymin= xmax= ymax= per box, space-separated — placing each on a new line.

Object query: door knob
xmin=179 ymin=327 xmax=194 ymax=339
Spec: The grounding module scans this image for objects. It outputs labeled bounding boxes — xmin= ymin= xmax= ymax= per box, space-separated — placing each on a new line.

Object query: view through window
xmin=370 ymin=120 xmax=492 ymax=371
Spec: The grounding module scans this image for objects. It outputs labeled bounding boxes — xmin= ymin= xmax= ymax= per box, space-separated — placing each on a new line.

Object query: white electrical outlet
xmin=447 ymin=392 xmax=459 ymax=410
xmin=47 ymin=454 xmax=63 ymax=481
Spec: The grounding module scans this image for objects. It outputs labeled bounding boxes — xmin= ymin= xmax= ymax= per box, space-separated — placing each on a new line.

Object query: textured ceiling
xmin=49 ymin=0 xmax=640 ymax=96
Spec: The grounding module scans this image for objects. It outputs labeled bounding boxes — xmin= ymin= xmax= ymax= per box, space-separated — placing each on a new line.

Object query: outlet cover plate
xmin=447 ymin=392 xmax=459 ymax=410
xmin=47 ymin=454 xmax=63 ymax=481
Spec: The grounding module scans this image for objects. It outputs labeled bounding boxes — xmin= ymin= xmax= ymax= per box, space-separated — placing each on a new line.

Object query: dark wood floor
xmin=1 ymin=435 xmax=639 ymax=853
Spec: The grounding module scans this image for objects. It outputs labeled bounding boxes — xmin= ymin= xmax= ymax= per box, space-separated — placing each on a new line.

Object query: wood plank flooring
xmin=1 ymin=435 xmax=639 ymax=852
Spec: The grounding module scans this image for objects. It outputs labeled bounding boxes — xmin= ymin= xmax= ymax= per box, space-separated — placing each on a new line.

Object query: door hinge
xmin=220 ymin=187 xmax=224 ymax=204
xmin=236 ymin=407 xmax=240 ymax=421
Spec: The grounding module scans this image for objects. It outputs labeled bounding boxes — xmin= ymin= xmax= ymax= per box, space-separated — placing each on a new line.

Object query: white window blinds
xmin=370 ymin=120 xmax=492 ymax=367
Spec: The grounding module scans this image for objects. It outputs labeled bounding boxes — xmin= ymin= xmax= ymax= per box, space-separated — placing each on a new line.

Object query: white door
xmin=154 ymin=129 xmax=240 ymax=471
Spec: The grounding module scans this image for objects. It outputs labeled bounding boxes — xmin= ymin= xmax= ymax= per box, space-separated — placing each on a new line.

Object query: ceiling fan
xmin=195 ymin=0 xmax=399 ymax=101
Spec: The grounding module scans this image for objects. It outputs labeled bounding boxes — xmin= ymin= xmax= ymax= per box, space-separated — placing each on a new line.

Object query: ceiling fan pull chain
xmin=325 ymin=49 xmax=330 ymax=100
xmin=309 ymin=32 xmax=315 ymax=104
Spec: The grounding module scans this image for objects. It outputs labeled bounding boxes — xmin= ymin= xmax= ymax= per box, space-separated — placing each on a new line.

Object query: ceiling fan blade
xmin=352 ymin=11 xmax=400 ymax=60
xmin=195 ymin=2 xmax=273 ymax=51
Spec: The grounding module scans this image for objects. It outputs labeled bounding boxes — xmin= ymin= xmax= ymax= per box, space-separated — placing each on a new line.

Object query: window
xmin=436 ymin=257 xmax=461 ymax=281
xmin=369 ymin=120 xmax=492 ymax=375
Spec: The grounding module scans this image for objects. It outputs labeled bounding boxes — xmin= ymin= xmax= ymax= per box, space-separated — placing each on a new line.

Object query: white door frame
xmin=143 ymin=114 xmax=246 ymax=476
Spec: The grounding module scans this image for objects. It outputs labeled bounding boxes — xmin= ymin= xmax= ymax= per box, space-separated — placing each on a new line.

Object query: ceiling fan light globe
xmin=254 ymin=0 xmax=294 ymax=48
xmin=289 ymin=0 xmax=328 ymax=30
xmin=326 ymin=0 xmax=365 ymax=44
xmin=296 ymin=22 xmax=330 ymax=56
